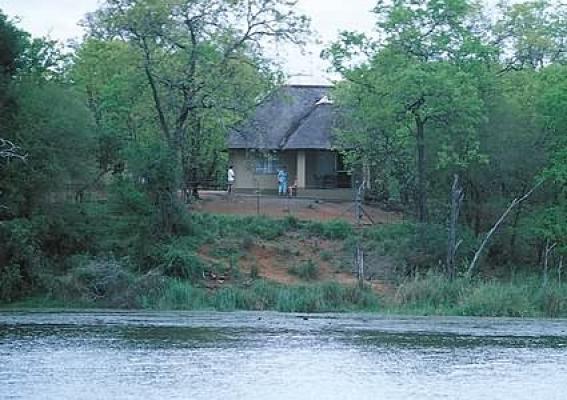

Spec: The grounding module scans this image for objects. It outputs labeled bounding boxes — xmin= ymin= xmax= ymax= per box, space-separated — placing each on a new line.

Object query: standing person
xmin=277 ymin=166 xmax=288 ymax=196
xmin=227 ymin=165 xmax=235 ymax=194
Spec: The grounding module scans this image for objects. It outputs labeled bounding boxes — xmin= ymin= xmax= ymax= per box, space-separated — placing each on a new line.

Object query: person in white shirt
xmin=227 ymin=165 xmax=235 ymax=194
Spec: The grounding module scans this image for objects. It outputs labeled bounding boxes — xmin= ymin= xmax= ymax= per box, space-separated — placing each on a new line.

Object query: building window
xmin=255 ymin=153 xmax=280 ymax=175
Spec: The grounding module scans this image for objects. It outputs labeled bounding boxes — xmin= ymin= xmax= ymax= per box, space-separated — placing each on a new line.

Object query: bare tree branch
xmin=139 ymin=36 xmax=171 ymax=143
xmin=0 ymin=138 xmax=27 ymax=162
xmin=447 ymin=174 xmax=464 ymax=280
xmin=467 ymin=179 xmax=544 ymax=277
xmin=543 ymin=240 xmax=558 ymax=287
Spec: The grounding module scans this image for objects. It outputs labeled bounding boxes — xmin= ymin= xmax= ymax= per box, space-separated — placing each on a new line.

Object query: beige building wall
xmin=229 ymin=150 xmax=350 ymax=190
xmin=229 ymin=150 xmax=298 ymax=191
xmin=229 ymin=149 xmax=344 ymax=190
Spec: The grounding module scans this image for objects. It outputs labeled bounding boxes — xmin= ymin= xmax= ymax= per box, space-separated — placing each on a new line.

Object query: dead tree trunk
xmin=558 ymin=256 xmax=564 ymax=284
xmin=0 ymin=138 xmax=26 ymax=161
xmin=467 ymin=180 xmax=542 ymax=277
xmin=543 ymin=239 xmax=557 ymax=288
xmin=356 ymin=244 xmax=365 ymax=289
xmin=354 ymin=181 xmax=365 ymax=288
xmin=446 ymin=175 xmax=464 ymax=280
xmin=508 ymin=183 xmax=527 ymax=259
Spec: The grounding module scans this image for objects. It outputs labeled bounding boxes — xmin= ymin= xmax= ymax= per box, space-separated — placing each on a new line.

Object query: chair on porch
xmin=288 ymin=178 xmax=298 ymax=197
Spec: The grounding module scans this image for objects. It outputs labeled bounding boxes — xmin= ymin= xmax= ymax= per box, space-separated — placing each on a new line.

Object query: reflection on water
xmin=1 ymin=312 xmax=566 ymax=400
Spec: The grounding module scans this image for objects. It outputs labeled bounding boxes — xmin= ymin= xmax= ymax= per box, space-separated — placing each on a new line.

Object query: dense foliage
xmin=0 ymin=1 xmax=566 ymax=314
xmin=325 ymin=0 xmax=566 ymax=278
xmin=0 ymin=1 xmax=309 ymax=303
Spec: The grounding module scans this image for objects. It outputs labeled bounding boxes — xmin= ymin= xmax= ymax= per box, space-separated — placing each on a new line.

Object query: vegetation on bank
xmin=153 ymin=274 xmax=567 ymax=317
xmin=5 ymin=272 xmax=567 ymax=318
xmin=1 ymin=1 xmax=566 ymax=318
xmin=2 ymin=207 xmax=566 ymax=317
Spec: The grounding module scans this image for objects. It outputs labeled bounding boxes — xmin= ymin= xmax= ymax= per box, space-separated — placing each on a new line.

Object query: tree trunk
xmin=415 ymin=116 xmax=427 ymax=223
xmin=474 ymin=198 xmax=482 ymax=237
xmin=184 ymin=115 xmax=202 ymax=201
xmin=543 ymin=239 xmax=557 ymax=288
xmin=508 ymin=204 xmax=523 ymax=260
xmin=356 ymin=244 xmax=365 ymax=289
xmin=447 ymin=175 xmax=464 ymax=280
xmin=467 ymin=180 xmax=542 ymax=277
xmin=509 ymin=183 xmax=527 ymax=260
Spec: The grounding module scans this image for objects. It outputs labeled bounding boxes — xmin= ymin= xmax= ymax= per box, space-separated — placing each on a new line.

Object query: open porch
xmin=229 ymin=149 xmax=352 ymax=193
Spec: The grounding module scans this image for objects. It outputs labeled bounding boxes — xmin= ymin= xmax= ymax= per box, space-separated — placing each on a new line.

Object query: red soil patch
xmin=193 ymin=192 xmax=399 ymax=294
xmin=198 ymin=234 xmax=394 ymax=295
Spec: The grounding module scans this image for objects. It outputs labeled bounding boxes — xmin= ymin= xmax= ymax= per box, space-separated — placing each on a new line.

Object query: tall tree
xmin=495 ymin=0 xmax=567 ymax=70
xmin=0 ymin=11 xmax=95 ymax=217
xmin=71 ymin=38 xmax=157 ymax=183
xmin=84 ymin=0 xmax=309 ymax=193
xmin=326 ymin=0 xmax=492 ymax=222
xmin=0 ymin=10 xmax=27 ymax=132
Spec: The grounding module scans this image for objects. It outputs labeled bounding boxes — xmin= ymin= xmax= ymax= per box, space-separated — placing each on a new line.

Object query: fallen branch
xmin=446 ymin=174 xmax=464 ymax=280
xmin=543 ymin=239 xmax=557 ymax=287
xmin=467 ymin=180 xmax=543 ymax=277
xmin=0 ymin=138 xmax=26 ymax=161
xmin=1 ymin=138 xmax=27 ymax=210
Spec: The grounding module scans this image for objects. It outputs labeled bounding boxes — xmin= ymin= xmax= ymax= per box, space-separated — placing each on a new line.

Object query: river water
xmin=1 ymin=311 xmax=566 ymax=400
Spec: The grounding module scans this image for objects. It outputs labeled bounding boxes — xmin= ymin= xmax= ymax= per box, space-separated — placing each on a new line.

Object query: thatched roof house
xmin=228 ymin=85 xmax=351 ymax=192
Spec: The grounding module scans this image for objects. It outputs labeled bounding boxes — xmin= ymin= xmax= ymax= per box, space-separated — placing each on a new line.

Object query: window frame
xmin=254 ymin=152 xmax=280 ymax=175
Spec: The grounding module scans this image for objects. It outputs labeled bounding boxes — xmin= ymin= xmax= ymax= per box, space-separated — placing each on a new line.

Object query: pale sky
xmin=0 ymin=0 xmax=378 ymax=84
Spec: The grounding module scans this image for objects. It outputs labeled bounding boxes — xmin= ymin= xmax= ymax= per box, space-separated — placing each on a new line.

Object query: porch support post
xmin=297 ymin=150 xmax=306 ymax=188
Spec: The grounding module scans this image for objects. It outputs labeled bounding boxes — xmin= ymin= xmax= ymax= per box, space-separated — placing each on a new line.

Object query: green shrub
xmin=150 ymin=279 xmax=208 ymax=310
xmin=289 ymin=260 xmax=320 ymax=281
xmin=33 ymin=203 xmax=99 ymax=257
xmin=307 ymin=220 xmax=352 ymax=240
xmin=240 ymin=216 xmax=284 ymax=240
xmin=248 ymin=280 xmax=278 ymax=308
xmin=320 ymin=250 xmax=333 ymax=262
xmin=274 ymin=285 xmax=323 ymax=312
xmin=250 ymin=264 xmax=260 ymax=279
xmin=228 ymin=255 xmax=241 ymax=280
xmin=139 ymin=280 xmax=381 ymax=313
xmin=0 ymin=218 xmax=42 ymax=296
xmin=108 ymin=178 xmax=154 ymax=217
xmin=389 ymin=274 xmax=567 ymax=318
xmin=193 ymin=214 xmax=286 ymax=241
xmin=272 ymin=282 xmax=379 ymax=312
xmin=0 ymin=264 xmax=24 ymax=303
xmin=283 ymin=215 xmax=300 ymax=229
xmin=241 ymin=234 xmax=255 ymax=250
xmin=213 ymin=287 xmax=259 ymax=311
xmin=277 ymin=245 xmax=293 ymax=257
xmin=458 ymin=282 xmax=536 ymax=317
xmin=394 ymin=274 xmax=467 ymax=312
xmin=211 ymin=241 xmax=240 ymax=258
xmin=538 ymin=285 xmax=567 ymax=318
xmin=363 ymin=222 xmax=475 ymax=277
xmin=48 ymin=257 xmax=137 ymax=307
xmin=159 ymin=242 xmax=205 ymax=282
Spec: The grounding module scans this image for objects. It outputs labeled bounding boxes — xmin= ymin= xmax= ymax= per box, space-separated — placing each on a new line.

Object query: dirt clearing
xmin=192 ymin=191 xmax=400 ymax=224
